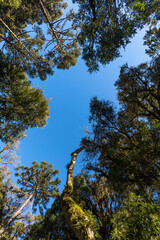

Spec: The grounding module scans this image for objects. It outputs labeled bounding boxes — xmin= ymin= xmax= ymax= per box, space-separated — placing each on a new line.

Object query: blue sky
xmin=17 ymin=25 xmax=150 ymax=196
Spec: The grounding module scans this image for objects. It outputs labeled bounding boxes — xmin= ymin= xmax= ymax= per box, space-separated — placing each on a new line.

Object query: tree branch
xmin=0 ymin=19 xmax=38 ymax=61
xmin=38 ymin=0 xmax=63 ymax=53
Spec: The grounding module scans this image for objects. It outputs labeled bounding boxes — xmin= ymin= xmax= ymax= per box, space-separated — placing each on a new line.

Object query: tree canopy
xmin=73 ymin=0 xmax=159 ymax=72
xmin=0 ymin=54 xmax=50 ymax=142
xmin=0 ymin=0 xmax=159 ymax=239
xmin=0 ymin=0 xmax=80 ymax=80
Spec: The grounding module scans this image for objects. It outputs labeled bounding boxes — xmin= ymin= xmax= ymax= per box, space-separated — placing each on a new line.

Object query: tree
xmin=24 ymin=56 xmax=160 ymax=239
xmin=111 ymin=192 xmax=160 ymax=240
xmin=15 ymin=161 xmax=60 ymax=215
xmin=73 ymin=0 xmax=159 ymax=72
xmin=0 ymin=166 xmax=31 ymax=240
xmin=115 ymin=56 xmax=160 ymax=122
xmin=26 ymin=174 xmax=113 ymax=240
xmin=0 ymin=0 xmax=158 ymax=78
xmin=72 ymin=174 xmax=121 ymax=239
xmin=61 ymin=146 xmax=99 ymax=240
xmin=0 ymin=141 xmax=19 ymax=165
xmin=25 ymin=197 xmax=78 ymax=240
xmin=82 ymin=95 xmax=160 ymax=194
xmin=78 ymin=55 xmax=160 ymax=237
xmin=0 ymin=161 xmax=60 ymax=237
xmin=0 ymin=0 xmax=80 ymax=80
xmin=81 ymin=54 xmax=160 ymax=195
xmin=144 ymin=26 xmax=160 ymax=58
xmin=0 ymin=54 xmax=50 ymax=142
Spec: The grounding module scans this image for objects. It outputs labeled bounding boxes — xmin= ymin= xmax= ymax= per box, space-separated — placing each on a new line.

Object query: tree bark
xmin=61 ymin=145 xmax=96 ymax=240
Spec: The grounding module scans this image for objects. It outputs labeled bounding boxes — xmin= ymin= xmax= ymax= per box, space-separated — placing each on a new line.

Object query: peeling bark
xmin=61 ymin=145 xmax=96 ymax=240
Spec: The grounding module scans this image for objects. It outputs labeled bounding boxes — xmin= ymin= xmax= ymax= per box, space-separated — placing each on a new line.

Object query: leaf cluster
xmin=15 ymin=161 xmax=60 ymax=215
xmin=0 ymin=54 xmax=50 ymax=142
xmin=73 ymin=0 xmax=159 ymax=72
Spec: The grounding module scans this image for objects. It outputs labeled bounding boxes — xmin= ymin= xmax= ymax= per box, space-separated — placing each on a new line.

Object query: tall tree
xmin=0 ymin=54 xmax=50 ymax=142
xmin=61 ymin=146 xmax=99 ymax=240
xmin=115 ymin=56 xmax=160 ymax=122
xmin=82 ymin=94 xmax=160 ymax=195
xmin=0 ymin=141 xmax=19 ymax=165
xmin=25 ymin=197 xmax=78 ymax=240
xmin=78 ymin=55 xmax=160 ymax=238
xmin=73 ymin=0 xmax=159 ymax=72
xmin=25 ymin=56 xmax=160 ymax=239
xmin=0 ymin=161 xmax=60 ymax=237
xmin=0 ymin=0 xmax=80 ymax=80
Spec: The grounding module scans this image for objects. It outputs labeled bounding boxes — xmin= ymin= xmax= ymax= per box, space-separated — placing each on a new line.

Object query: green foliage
xmin=0 ymin=162 xmax=60 ymax=238
xmin=0 ymin=171 xmax=8 ymax=224
xmin=0 ymin=0 xmax=21 ymax=8
xmin=82 ymin=55 xmax=160 ymax=195
xmin=111 ymin=192 xmax=160 ymax=240
xmin=25 ymin=197 xmax=78 ymax=240
xmin=0 ymin=54 xmax=50 ymax=142
xmin=115 ymin=56 xmax=160 ymax=122
xmin=0 ymin=166 xmax=30 ymax=239
xmin=73 ymin=0 xmax=158 ymax=72
xmin=15 ymin=161 xmax=60 ymax=215
xmin=73 ymin=175 xmax=121 ymax=239
xmin=0 ymin=0 xmax=80 ymax=80
xmin=144 ymin=26 xmax=160 ymax=58
xmin=80 ymin=55 xmax=160 ymax=238
xmin=0 ymin=0 xmax=159 ymax=239
xmin=28 ymin=177 xmax=101 ymax=240
xmin=0 ymin=0 xmax=159 ymax=77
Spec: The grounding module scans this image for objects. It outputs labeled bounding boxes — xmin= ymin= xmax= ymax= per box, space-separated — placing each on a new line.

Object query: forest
xmin=0 ymin=0 xmax=159 ymax=239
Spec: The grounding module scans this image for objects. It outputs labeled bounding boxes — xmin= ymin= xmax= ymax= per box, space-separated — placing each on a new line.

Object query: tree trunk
xmin=61 ymin=146 xmax=96 ymax=240
xmin=0 ymin=193 xmax=33 ymax=237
